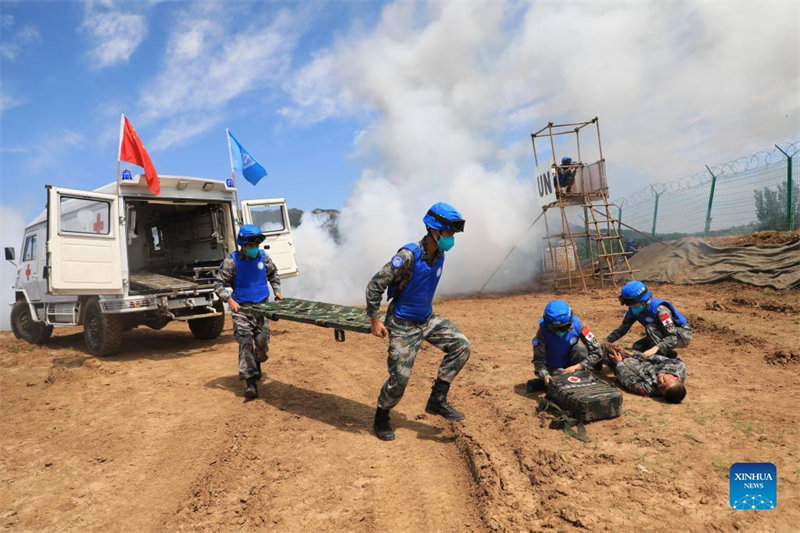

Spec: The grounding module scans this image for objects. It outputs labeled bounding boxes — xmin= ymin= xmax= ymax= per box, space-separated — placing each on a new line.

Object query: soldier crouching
xmin=527 ymin=300 xmax=603 ymax=392
xmin=214 ymin=224 xmax=283 ymax=399
xmin=603 ymin=281 xmax=692 ymax=359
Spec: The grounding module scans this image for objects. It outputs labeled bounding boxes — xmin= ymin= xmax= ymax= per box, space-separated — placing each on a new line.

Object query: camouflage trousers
xmin=377 ymin=313 xmax=471 ymax=410
xmin=632 ymin=324 xmax=693 ymax=357
xmin=232 ymin=308 xmax=270 ymax=380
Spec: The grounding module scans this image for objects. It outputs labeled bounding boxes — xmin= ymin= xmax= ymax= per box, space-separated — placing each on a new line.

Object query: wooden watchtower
xmin=531 ymin=117 xmax=637 ymax=290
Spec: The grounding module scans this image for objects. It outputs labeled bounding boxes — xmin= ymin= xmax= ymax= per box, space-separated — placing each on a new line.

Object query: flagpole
xmin=226 ymin=128 xmax=243 ymax=224
xmin=116 ymin=113 xmax=125 ymax=197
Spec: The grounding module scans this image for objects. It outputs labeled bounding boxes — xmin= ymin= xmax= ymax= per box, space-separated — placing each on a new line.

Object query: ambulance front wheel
xmin=11 ymin=299 xmax=53 ymax=345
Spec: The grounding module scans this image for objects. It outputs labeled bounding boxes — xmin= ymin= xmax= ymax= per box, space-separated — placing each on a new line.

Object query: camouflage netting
xmin=627 ymin=236 xmax=800 ymax=290
xmin=245 ymin=298 xmax=375 ymax=334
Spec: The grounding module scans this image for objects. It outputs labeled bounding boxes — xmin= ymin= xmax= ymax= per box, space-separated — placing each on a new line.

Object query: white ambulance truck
xmin=5 ymin=174 xmax=297 ymax=356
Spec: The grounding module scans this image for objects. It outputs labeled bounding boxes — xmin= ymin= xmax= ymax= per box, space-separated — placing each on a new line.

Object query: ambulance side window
xmin=22 ymin=234 xmax=37 ymax=261
xmin=250 ymin=205 xmax=286 ymax=234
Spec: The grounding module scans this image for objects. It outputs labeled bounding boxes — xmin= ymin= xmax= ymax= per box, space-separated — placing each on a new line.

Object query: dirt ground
xmin=1 ymin=281 xmax=798 ymax=532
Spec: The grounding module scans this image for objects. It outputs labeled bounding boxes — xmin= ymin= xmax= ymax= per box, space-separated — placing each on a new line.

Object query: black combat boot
xmin=255 ymin=361 xmax=262 ymax=380
xmin=526 ymin=378 xmax=545 ymax=393
xmin=245 ymin=376 xmax=258 ymax=399
xmin=373 ymin=407 xmax=395 ymax=441
xmin=425 ymin=379 xmax=465 ymax=420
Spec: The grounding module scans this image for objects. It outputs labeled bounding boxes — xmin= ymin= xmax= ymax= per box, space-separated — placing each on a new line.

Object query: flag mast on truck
xmin=116 ymin=113 xmax=160 ymax=197
xmin=225 ymin=128 xmax=243 ymax=223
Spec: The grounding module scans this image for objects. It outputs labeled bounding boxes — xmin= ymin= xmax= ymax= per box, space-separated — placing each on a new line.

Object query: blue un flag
xmin=228 ymin=131 xmax=268 ymax=186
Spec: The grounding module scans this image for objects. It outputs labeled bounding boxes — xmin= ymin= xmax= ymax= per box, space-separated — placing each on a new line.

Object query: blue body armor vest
xmin=538 ymin=315 xmax=583 ymax=368
xmin=231 ymin=249 xmax=270 ymax=304
xmin=392 ymin=243 xmax=444 ymax=323
xmin=632 ymin=297 xmax=688 ymax=327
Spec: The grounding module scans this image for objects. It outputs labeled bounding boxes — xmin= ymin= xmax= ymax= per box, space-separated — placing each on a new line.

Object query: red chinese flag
xmin=120 ymin=116 xmax=159 ymax=194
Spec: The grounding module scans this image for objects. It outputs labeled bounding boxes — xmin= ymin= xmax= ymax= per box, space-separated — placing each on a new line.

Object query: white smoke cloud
xmin=0 ymin=205 xmax=27 ymax=331
xmin=281 ymin=3 xmax=545 ymax=303
xmin=280 ymin=1 xmax=798 ymax=304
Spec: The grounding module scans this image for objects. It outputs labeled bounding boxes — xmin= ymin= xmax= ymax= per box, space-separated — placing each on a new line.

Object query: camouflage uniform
xmin=214 ymin=253 xmax=281 ymax=380
xmin=606 ymin=304 xmax=692 ymax=358
xmin=614 ymin=354 xmax=687 ymax=396
xmin=531 ymin=325 xmax=603 ymax=381
xmin=366 ymin=237 xmax=471 ymax=410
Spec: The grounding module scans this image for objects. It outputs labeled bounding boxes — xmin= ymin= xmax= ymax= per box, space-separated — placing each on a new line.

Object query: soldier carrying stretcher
xmin=365 ymin=203 xmax=471 ymax=441
xmin=214 ymin=224 xmax=283 ymax=399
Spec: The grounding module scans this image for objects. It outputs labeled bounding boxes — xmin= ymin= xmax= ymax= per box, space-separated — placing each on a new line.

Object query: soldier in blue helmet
xmin=602 ymin=281 xmax=692 ymax=359
xmin=555 ymin=156 xmax=577 ymax=194
xmin=214 ymin=224 xmax=284 ymax=399
xmin=526 ymin=300 xmax=603 ymax=392
xmin=365 ymin=202 xmax=470 ymax=441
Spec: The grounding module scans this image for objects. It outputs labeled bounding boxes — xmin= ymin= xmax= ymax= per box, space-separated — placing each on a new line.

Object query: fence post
xmin=650 ymin=186 xmax=660 ymax=238
xmin=704 ymin=165 xmax=718 ymax=237
xmin=775 ymin=145 xmax=796 ymax=230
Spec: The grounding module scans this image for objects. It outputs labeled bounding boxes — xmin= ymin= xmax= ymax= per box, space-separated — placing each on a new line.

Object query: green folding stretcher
xmin=244 ymin=298 xmax=380 ymax=342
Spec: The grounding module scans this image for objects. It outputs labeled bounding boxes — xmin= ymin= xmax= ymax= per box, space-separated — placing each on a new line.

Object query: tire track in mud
xmin=451 ymin=397 xmax=587 ymax=531
xmin=162 ymin=332 xmax=485 ymax=533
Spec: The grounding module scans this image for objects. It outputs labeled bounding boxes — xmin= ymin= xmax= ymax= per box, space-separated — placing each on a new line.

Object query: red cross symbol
xmin=25 ymin=264 xmax=31 ymax=280
xmin=93 ymin=213 xmax=105 ymax=233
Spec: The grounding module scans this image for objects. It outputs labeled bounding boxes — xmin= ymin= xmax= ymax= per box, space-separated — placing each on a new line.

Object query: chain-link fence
xmin=613 ymin=142 xmax=799 ymax=239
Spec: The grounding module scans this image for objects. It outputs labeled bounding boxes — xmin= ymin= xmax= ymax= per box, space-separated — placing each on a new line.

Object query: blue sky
xmin=1 ymin=1 xmax=798 ymax=323
xmin=0 ymin=1 xmax=384 ymax=218
xmin=2 ymin=1 xmax=798 ymax=223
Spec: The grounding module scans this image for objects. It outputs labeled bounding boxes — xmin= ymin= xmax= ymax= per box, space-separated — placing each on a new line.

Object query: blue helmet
xmin=423 ymin=202 xmax=465 ymax=232
xmin=561 ymin=156 xmax=572 ymax=165
xmin=619 ymin=281 xmax=651 ymax=306
xmin=236 ymin=224 xmax=266 ymax=245
xmin=543 ymin=300 xmax=573 ymax=326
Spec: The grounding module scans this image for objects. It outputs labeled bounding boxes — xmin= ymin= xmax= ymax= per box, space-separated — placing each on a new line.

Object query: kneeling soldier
xmin=214 ymin=224 xmax=283 ymax=399
xmin=366 ymin=202 xmax=471 ymax=441
xmin=602 ymin=281 xmax=692 ymax=359
xmin=527 ymin=300 xmax=603 ymax=392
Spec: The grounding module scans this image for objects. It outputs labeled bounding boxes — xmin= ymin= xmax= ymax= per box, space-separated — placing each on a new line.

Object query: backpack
xmin=536 ymin=370 xmax=623 ymax=442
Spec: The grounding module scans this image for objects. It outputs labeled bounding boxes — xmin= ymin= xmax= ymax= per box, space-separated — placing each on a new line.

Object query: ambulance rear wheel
xmin=188 ymin=302 xmax=225 ymax=340
xmin=83 ymin=298 xmax=123 ymax=357
xmin=11 ymin=299 xmax=53 ymax=345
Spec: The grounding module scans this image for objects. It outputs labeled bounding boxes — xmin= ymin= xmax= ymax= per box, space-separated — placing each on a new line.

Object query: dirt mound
xmin=765 ymin=350 xmax=800 ymax=366
xmin=708 ymin=229 xmax=800 ymax=247
xmin=686 ymin=314 xmax=764 ymax=346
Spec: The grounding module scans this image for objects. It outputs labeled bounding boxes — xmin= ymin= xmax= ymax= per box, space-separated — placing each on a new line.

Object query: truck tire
xmin=188 ymin=303 xmax=225 ymax=340
xmin=11 ymin=299 xmax=53 ymax=344
xmin=83 ymin=298 xmax=123 ymax=357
